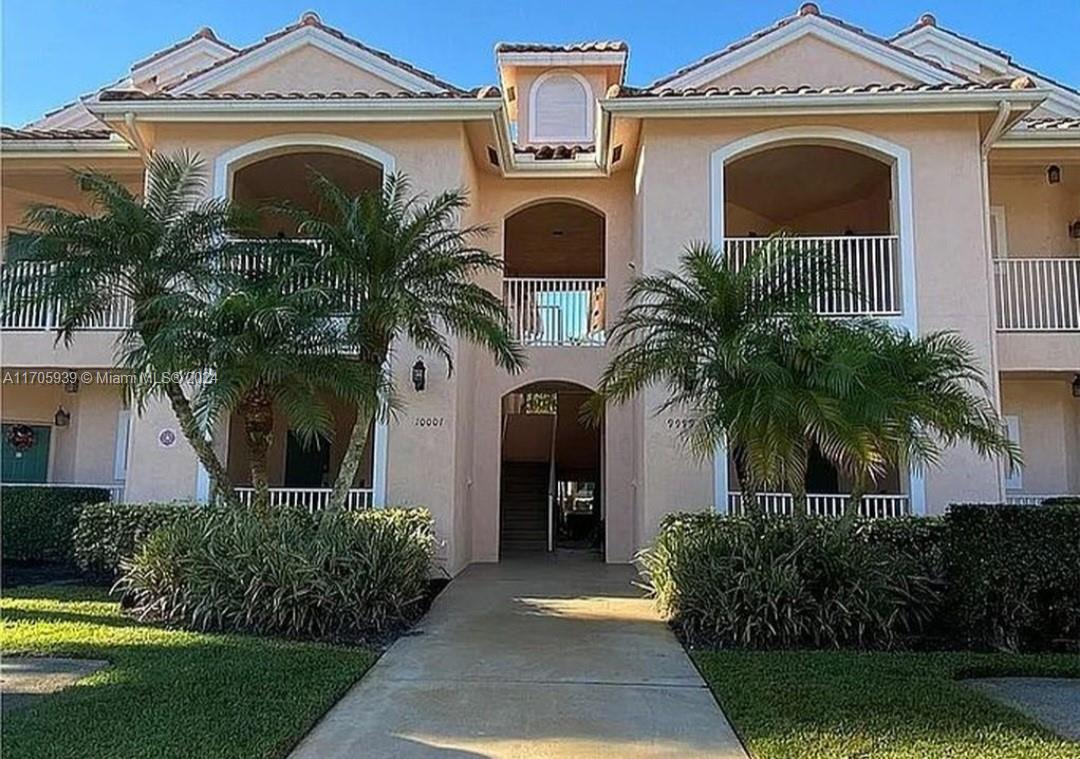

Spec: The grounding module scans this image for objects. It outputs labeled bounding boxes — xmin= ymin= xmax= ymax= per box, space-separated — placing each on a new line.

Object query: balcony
xmin=1 ymin=262 xmax=132 ymax=331
xmin=503 ymin=277 xmax=606 ymax=347
xmin=724 ymin=235 xmax=902 ymax=317
xmin=728 ymin=491 xmax=911 ymax=519
xmin=994 ymin=258 xmax=1080 ymax=332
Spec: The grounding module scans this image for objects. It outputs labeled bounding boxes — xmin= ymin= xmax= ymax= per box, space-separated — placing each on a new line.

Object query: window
xmin=3 ymin=229 xmax=35 ymax=263
xmin=989 ymin=206 xmax=1008 ymax=259
xmin=529 ymin=71 xmax=593 ymax=143
xmin=1003 ymin=415 xmax=1022 ymax=490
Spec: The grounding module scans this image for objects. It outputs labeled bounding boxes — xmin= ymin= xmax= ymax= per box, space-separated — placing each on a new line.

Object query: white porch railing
xmin=1 ymin=262 xmax=132 ymax=331
xmin=1005 ymin=493 xmax=1077 ymax=506
xmin=235 ymin=486 xmax=373 ymax=512
xmin=0 ymin=481 xmax=124 ymax=502
xmin=728 ymin=491 xmax=911 ymax=518
xmin=503 ymin=277 xmax=606 ymax=347
xmin=725 ymin=235 xmax=902 ymax=316
xmin=994 ymin=258 xmax=1080 ymax=331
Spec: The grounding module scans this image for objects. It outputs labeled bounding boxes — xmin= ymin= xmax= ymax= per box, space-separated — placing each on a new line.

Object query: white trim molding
xmin=210 ymin=132 xmax=397 ymax=199
xmin=708 ymin=124 xmax=923 ymax=512
xmin=660 ymin=14 xmax=964 ymax=91
xmin=172 ymin=25 xmax=446 ymax=95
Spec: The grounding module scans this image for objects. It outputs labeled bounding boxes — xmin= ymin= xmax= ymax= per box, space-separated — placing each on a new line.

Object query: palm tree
xmin=594 ymin=238 xmax=853 ymax=506
xmin=139 ymin=245 xmax=381 ymax=510
xmin=283 ymin=172 xmax=525 ymax=509
xmin=812 ymin=320 xmax=1021 ymax=516
xmin=4 ymin=152 xmax=246 ymax=506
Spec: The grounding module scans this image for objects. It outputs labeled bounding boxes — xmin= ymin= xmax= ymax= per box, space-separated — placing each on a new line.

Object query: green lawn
xmin=694 ymin=649 xmax=1080 ymax=759
xmin=1 ymin=584 xmax=376 ymax=759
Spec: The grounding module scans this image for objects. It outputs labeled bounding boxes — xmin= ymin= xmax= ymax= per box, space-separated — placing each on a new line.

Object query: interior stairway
xmin=500 ymin=462 xmax=550 ymax=553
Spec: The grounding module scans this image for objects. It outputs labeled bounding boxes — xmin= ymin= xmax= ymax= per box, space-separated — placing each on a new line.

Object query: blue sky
xmin=3 ymin=0 xmax=1078 ymax=126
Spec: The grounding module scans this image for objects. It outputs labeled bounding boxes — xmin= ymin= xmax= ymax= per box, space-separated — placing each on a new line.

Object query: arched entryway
xmin=499 ymin=380 xmax=603 ymax=556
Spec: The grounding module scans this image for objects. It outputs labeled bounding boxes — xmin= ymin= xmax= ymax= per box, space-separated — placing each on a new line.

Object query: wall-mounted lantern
xmin=54 ymin=406 xmax=71 ymax=427
xmin=1072 ymin=374 xmax=1080 ymax=399
xmin=412 ymin=358 xmax=427 ymax=392
xmin=1047 ymin=165 xmax=1061 ymax=184
xmin=1069 ymin=220 xmax=1080 ymax=240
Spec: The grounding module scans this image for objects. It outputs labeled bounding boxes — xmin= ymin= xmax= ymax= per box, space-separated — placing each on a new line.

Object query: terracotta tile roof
xmin=98 ymin=87 xmax=499 ymax=102
xmin=651 ymin=3 xmax=973 ymax=89
xmin=1 ymin=127 xmax=115 ymax=141
xmin=496 ymin=41 xmax=628 ymax=54
xmin=513 ymin=143 xmax=596 ymax=160
xmin=1016 ymin=117 xmax=1080 ymax=131
xmin=165 ymin=12 xmax=464 ymax=94
xmin=130 ymin=27 xmax=236 ymax=71
xmin=611 ymin=78 xmax=1038 ymax=99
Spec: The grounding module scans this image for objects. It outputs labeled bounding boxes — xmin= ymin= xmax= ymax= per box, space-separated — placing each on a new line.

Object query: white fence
xmin=503 ymin=277 xmax=606 ymax=347
xmin=235 ymin=486 xmax=373 ymax=512
xmin=724 ymin=235 xmax=902 ymax=316
xmin=994 ymin=258 xmax=1080 ymax=331
xmin=0 ymin=481 xmax=125 ymax=502
xmin=1 ymin=262 xmax=132 ymax=330
xmin=728 ymin=491 xmax=911 ymax=519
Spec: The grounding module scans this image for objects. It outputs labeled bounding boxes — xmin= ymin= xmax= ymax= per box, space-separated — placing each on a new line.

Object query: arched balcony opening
xmin=503 ymin=200 xmax=606 ymax=347
xmin=724 ymin=143 xmax=901 ymax=317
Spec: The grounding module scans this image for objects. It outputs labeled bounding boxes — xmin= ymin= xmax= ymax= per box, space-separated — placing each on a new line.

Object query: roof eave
xmin=601 ymin=89 xmax=1047 ymax=118
xmin=86 ymin=98 xmax=504 ymax=123
xmin=0 ymin=137 xmax=138 ymax=157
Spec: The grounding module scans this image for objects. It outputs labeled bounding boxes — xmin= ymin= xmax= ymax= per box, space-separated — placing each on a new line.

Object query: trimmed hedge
xmin=641 ymin=513 xmax=942 ymax=649
xmin=945 ymin=503 xmax=1080 ymax=650
xmin=118 ymin=506 xmax=435 ymax=640
xmin=1 ymin=486 xmax=111 ymax=563
xmin=73 ymin=502 xmax=196 ymax=576
xmin=643 ymin=504 xmax=1080 ymax=652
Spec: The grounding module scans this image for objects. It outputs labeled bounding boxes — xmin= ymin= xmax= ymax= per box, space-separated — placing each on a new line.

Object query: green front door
xmin=2 ymin=424 xmax=51 ymax=483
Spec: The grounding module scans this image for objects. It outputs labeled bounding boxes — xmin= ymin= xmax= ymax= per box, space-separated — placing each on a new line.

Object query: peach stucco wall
xmin=1001 ymin=376 xmax=1080 ymax=494
xmin=512 ymin=66 xmax=609 ymax=146
xmin=211 ymin=45 xmax=406 ymax=94
xmin=698 ymin=34 xmax=918 ymax=91
xmin=989 ymin=172 xmax=1080 ymax=256
xmin=634 ymin=112 xmax=1003 ymax=518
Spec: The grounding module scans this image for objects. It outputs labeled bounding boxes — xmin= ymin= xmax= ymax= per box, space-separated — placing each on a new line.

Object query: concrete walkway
xmin=292 ymin=555 xmax=747 ymax=758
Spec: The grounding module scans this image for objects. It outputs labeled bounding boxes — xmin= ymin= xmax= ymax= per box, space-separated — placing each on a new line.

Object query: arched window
xmin=528 ymin=71 xmax=593 ymax=143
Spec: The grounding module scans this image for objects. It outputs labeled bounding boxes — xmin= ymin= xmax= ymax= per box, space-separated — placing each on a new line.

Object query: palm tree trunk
xmin=329 ymin=401 xmax=376 ymax=510
xmin=162 ymin=382 xmax=237 ymax=507
xmin=788 ymin=445 xmax=811 ymax=519
xmin=844 ymin=473 xmax=869 ymax=521
xmin=238 ymin=383 xmax=275 ymax=512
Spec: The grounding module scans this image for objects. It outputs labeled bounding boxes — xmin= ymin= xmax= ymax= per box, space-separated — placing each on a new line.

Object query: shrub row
xmin=1 ymin=486 xmax=112 ymax=563
xmin=945 ymin=503 xmax=1080 ymax=650
xmin=642 ymin=504 xmax=1080 ymax=652
xmin=118 ymin=506 xmax=435 ymax=640
xmin=73 ymin=502 xmax=196 ymax=576
xmin=641 ymin=513 xmax=942 ymax=649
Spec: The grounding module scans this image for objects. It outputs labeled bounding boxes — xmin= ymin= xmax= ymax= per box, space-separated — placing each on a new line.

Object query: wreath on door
xmin=7 ymin=424 xmax=36 ymax=452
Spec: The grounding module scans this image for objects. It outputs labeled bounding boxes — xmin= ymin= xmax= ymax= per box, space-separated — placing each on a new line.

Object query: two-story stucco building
xmin=2 ymin=4 xmax=1078 ymax=573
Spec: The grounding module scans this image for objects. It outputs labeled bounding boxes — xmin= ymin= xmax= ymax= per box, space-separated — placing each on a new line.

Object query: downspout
xmin=123 ymin=112 xmax=152 ymax=164
xmin=979 ymin=100 xmax=1010 ymax=502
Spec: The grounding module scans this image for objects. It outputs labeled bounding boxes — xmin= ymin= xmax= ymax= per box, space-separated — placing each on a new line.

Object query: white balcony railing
xmin=728 ymin=491 xmax=911 ymax=519
xmin=0 ymin=481 xmax=124 ymax=502
xmin=2 ymin=262 xmax=132 ymax=331
xmin=725 ymin=235 xmax=902 ymax=316
xmin=235 ymin=486 xmax=373 ymax=512
xmin=994 ymin=258 xmax=1080 ymax=332
xmin=503 ymin=277 xmax=606 ymax=347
